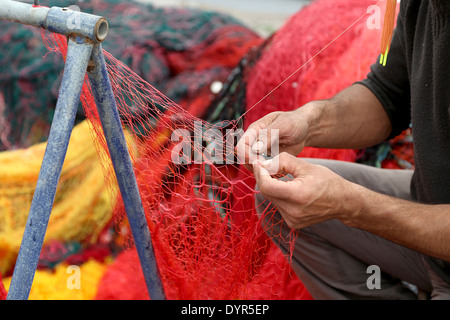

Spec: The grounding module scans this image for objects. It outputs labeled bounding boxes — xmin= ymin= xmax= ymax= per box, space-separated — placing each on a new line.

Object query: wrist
xmin=338 ymin=181 xmax=398 ymax=230
xmin=336 ymin=180 xmax=367 ymax=227
xmin=295 ymin=100 xmax=330 ymax=148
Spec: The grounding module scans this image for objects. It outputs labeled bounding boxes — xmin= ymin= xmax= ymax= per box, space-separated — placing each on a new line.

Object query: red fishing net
xmin=42 ymin=31 xmax=310 ymax=299
xmin=0 ymin=272 xmax=6 ymax=300
xmin=38 ymin=0 xmax=403 ymax=300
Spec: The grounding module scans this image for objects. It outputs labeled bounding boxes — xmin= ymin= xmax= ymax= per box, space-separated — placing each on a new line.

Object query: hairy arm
xmin=253 ymin=154 xmax=450 ymax=263
xmin=302 ymin=83 xmax=393 ymax=149
xmin=348 ymin=184 xmax=450 ymax=262
xmin=236 ymin=83 xmax=394 ymax=169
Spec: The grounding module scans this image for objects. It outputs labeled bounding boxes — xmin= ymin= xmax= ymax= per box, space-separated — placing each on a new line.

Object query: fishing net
xmin=37 ymin=8 xmax=317 ymax=300
xmin=0 ymin=271 xmax=6 ymax=300
xmin=0 ymin=0 xmax=267 ymax=298
xmin=0 ymin=0 xmax=262 ymax=151
xmin=43 ymin=32 xmax=304 ymax=299
xmin=1 ymin=0 xmax=413 ymax=300
xmin=0 ymin=120 xmax=114 ymax=275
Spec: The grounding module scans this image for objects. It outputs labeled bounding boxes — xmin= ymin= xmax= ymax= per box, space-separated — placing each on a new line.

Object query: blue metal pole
xmin=87 ymin=44 xmax=166 ymax=300
xmin=7 ymin=37 xmax=94 ymax=300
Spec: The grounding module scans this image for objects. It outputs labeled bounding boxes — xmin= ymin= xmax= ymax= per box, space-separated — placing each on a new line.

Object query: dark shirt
xmin=358 ymin=0 xmax=450 ymax=285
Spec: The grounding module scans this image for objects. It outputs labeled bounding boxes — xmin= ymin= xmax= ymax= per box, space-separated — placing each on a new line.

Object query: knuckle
xmin=278 ymin=152 xmax=294 ymax=167
xmin=284 ymin=218 xmax=296 ymax=229
xmin=279 ymin=152 xmax=290 ymax=161
xmin=258 ymin=183 xmax=269 ymax=195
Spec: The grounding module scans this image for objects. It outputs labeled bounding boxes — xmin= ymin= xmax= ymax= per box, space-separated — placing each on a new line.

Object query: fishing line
xmin=239 ymin=0 xmax=384 ymax=120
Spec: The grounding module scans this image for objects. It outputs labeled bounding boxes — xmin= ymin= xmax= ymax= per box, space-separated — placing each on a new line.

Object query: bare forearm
xmin=253 ymin=151 xmax=450 ymax=262
xmin=301 ymin=84 xmax=392 ymax=149
xmin=343 ymin=183 xmax=450 ymax=262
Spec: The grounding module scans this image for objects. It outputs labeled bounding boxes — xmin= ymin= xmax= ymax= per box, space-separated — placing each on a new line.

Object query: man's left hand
xmin=252 ymin=153 xmax=357 ymax=229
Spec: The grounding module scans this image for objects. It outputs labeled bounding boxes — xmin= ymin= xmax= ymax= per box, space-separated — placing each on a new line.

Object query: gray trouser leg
xmin=255 ymin=158 xmax=444 ymax=300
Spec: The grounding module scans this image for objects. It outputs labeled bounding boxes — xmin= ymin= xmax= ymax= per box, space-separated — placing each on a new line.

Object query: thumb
xmin=261 ymin=152 xmax=308 ymax=177
xmin=250 ymin=121 xmax=284 ymax=156
xmin=252 ymin=158 xmax=294 ymax=200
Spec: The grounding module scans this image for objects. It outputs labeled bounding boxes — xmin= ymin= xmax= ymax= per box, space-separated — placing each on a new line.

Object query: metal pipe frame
xmin=88 ymin=44 xmax=166 ymax=300
xmin=2 ymin=1 xmax=165 ymax=300
xmin=6 ymin=36 xmax=94 ymax=300
xmin=0 ymin=0 xmax=109 ymax=42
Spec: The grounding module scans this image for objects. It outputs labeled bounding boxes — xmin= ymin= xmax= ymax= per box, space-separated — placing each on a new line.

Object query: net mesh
xmin=42 ymin=30 xmax=308 ymax=300
xmin=0 ymin=270 xmax=6 ymax=300
xmin=0 ymin=0 xmax=262 ymax=151
xmin=0 ymin=120 xmax=114 ymax=276
xmin=45 ymin=0 xmax=402 ymax=300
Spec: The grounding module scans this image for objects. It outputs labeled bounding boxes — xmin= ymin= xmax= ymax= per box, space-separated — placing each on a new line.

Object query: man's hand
xmin=252 ymin=152 xmax=356 ymax=229
xmin=236 ymin=102 xmax=320 ymax=172
xmin=253 ymin=154 xmax=450 ymax=262
xmin=236 ymin=84 xmax=393 ymax=173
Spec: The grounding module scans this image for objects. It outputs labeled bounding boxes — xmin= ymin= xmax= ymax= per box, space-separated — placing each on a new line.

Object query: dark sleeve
xmin=356 ymin=5 xmax=411 ymax=139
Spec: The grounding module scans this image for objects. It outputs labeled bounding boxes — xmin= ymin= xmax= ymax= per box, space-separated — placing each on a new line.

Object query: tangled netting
xmin=0 ymin=0 xmax=262 ymax=151
xmin=0 ymin=121 xmax=113 ymax=276
xmin=1 ymin=0 xmax=413 ymax=300
xmin=42 ymin=31 xmax=309 ymax=299
xmin=0 ymin=271 xmax=6 ymax=300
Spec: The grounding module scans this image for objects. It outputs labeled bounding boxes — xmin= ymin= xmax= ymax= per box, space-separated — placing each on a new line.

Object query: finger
xmin=262 ymin=152 xmax=310 ymax=176
xmin=259 ymin=113 xmax=301 ymax=155
xmin=236 ymin=128 xmax=257 ymax=165
xmin=274 ymin=200 xmax=318 ymax=230
xmin=263 ymin=118 xmax=285 ymax=154
xmin=249 ymin=129 xmax=279 ymax=158
xmin=236 ymin=129 xmax=274 ymax=166
xmin=253 ymin=160 xmax=293 ymax=199
xmin=241 ymin=112 xmax=283 ymax=156
xmin=247 ymin=117 xmax=287 ymax=157
xmin=278 ymin=209 xmax=296 ymax=229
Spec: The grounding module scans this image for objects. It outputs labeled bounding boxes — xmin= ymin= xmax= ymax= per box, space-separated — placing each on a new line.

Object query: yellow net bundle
xmin=0 ymin=120 xmax=115 ymax=275
xmin=2 ymin=259 xmax=108 ymax=300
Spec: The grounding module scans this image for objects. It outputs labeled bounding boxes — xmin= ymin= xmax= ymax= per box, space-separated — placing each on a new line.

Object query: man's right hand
xmin=236 ymin=102 xmax=319 ymax=172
